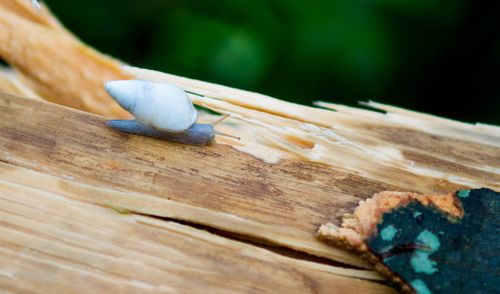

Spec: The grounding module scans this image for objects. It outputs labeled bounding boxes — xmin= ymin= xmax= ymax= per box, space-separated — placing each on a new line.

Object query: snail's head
xmin=185 ymin=124 xmax=216 ymax=145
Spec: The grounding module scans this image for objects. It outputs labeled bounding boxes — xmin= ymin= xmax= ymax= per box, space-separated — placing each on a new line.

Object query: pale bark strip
xmin=126 ymin=67 xmax=500 ymax=191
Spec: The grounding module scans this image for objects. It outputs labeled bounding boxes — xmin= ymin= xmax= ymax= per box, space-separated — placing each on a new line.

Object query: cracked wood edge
xmin=127 ymin=66 xmax=499 ymax=191
xmin=0 ymin=172 xmax=395 ymax=294
xmin=0 ymin=160 xmax=376 ymax=275
xmin=0 ymin=92 xmax=378 ymax=269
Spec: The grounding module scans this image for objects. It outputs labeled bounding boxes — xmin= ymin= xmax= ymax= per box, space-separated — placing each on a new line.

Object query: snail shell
xmin=105 ymin=80 xmax=198 ymax=133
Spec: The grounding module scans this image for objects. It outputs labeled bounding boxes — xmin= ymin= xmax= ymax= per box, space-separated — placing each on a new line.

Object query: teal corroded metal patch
xmin=367 ymin=188 xmax=499 ymax=293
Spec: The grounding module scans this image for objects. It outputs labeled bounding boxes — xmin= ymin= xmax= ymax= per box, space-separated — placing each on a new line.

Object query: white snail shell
xmin=105 ymin=80 xmax=198 ymax=133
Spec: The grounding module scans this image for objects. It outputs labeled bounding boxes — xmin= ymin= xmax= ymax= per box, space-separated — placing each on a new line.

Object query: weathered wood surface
xmin=129 ymin=66 xmax=499 ymax=193
xmin=0 ymin=165 xmax=394 ymax=293
xmin=0 ymin=92 xmax=387 ymax=268
xmin=1 ymin=92 xmax=499 ymax=274
xmin=0 ymin=2 xmax=497 ymax=292
xmin=0 ymin=1 xmax=132 ymax=118
xmin=96 ymin=66 xmax=499 ymax=212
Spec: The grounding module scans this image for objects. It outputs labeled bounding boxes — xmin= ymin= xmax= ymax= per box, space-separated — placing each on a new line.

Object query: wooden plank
xmin=0 ymin=92 xmax=496 ymax=271
xmin=128 ymin=67 xmax=499 ymax=191
xmin=0 ymin=172 xmax=395 ymax=293
xmin=0 ymin=93 xmax=377 ymax=268
xmin=0 ymin=2 xmax=495 ymax=292
xmin=0 ymin=161 xmax=382 ymax=282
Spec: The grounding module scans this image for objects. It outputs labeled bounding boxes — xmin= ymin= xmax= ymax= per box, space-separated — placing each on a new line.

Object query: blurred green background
xmin=48 ymin=0 xmax=499 ymax=124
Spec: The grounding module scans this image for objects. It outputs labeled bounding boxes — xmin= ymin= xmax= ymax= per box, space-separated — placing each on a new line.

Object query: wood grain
xmin=0 ymin=2 xmax=132 ymax=118
xmin=128 ymin=66 xmax=499 ymax=191
xmin=0 ymin=92 xmax=497 ymax=273
xmin=0 ymin=2 xmax=495 ymax=292
xmin=0 ymin=92 xmax=381 ymax=268
xmin=0 ymin=169 xmax=394 ymax=293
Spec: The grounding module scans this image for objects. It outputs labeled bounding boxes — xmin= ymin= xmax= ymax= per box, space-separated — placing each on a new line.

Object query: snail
xmin=104 ymin=80 xmax=234 ymax=145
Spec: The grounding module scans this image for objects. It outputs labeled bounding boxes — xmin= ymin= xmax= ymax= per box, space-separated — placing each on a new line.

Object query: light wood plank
xmin=0 ymin=172 xmax=394 ymax=293
xmin=0 ymin=93 xmax=401 ymax=268
xmin=126 ymin=66 xmax=499 ymax=190
xmin=3 ymin=92 xmax=494 ymax=269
